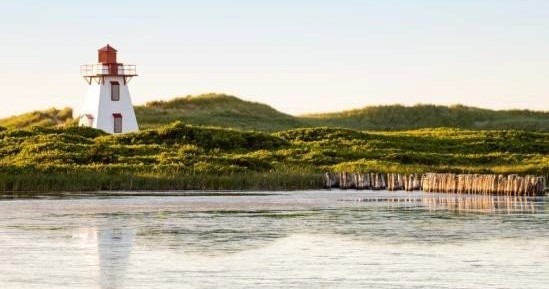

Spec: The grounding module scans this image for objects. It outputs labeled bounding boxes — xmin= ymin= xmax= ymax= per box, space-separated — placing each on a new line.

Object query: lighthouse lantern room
xmin=79 ymin=45 xmax=139 ymax=134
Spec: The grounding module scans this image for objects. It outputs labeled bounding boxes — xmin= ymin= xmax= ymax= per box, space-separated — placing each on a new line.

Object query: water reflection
xmin=1 ymin=191 xmax=548 ymax=289
xmin=361 ymin=195 xmax=544 ymax=214
xmin=98 ymin=226 xmax=135 ymax=289
xmin=422 ymin=195 xmax=542 ymax=213
xmin=73 ymin=225 xmax=135 ymax=289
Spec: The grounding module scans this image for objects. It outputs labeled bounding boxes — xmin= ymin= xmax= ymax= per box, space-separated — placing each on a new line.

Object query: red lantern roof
xmin=98 ymin=44 xmax=118 ymax=64
xmin=98 ymin=44 xmax=117 ymax=52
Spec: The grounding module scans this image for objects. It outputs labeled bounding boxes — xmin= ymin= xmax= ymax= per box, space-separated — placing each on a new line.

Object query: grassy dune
xmin=302 ymin=104 xmax=549 ymax=132
xmin=2 ymin=94 xmax=548 ymax=132
xmin=0 ymin=123 xmax=546 ymax=192
xmin=1 ymin=94 xmax=546 ymax=192
xmin=135 ymin=94 xmax=304 ymax=131
xmin=0 ymin=108 xmax=74 ymax=129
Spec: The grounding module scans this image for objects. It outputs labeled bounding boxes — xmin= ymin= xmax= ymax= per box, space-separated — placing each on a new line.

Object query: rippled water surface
xmin=0 ymin=190 xmax=548 ymax=289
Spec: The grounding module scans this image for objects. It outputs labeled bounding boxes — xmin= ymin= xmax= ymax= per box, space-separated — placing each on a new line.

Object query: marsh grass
xmin=0 ymin=170 xmax=323 ymax=192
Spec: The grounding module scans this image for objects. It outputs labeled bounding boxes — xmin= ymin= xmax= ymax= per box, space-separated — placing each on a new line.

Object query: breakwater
xmin=324 ymin=172 xmax=546 ymax=196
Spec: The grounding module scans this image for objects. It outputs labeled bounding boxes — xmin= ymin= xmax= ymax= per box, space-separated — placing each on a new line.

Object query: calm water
xmin=0 ymin=190 xmax=548 ymax=289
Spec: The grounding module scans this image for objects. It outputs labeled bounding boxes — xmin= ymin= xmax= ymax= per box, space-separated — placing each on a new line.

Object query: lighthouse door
xmin=113 ymin=114 xmax=123 ymax=133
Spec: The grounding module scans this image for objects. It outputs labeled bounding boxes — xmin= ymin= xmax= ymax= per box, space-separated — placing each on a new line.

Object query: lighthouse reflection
xmin=97 ymin=225 xmax=136 ymax=289
xmin=73 ymin=223 xmax=136 ymax=289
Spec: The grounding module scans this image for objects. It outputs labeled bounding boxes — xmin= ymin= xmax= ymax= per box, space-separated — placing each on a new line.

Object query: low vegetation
xmin=2 ymin=94 xmax=548 ymax=132
xmin=135 ymin=94 xmax=304 ymax=131
xmin=303 ymin=104 xmax=549 ymax=132
xmin=0 ymin=123 xmax=547 ymax=192
xmin=0 ymin=108 xmax=74 ymax=129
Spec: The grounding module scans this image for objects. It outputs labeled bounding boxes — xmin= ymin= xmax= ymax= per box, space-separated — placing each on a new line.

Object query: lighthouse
xmin=79 ymin=45 xmax=139 ymax=133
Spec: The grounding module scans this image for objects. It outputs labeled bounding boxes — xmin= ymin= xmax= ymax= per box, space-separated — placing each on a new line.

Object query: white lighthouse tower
xmin=79 ymin=45 xmax=139 ymax=134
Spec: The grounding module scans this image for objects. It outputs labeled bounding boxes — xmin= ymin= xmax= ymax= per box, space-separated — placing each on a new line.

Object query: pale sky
xmin=1 ymin=0 xmax=548 ymax=118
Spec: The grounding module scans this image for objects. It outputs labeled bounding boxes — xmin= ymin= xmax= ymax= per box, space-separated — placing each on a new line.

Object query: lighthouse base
xmin=79 ymin=76 xmax=139 ymax=134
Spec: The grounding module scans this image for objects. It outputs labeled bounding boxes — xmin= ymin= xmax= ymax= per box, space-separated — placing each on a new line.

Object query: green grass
xmin=0 ymin=124 xmax=547 ymax=192
xmin=302 ymin=104 xmax=549 ymax=132
xmin=135 ymin=93 xmax=305 ymax=131
xmin=1 ymin=93 xmax=547 ymax=192
xmin=0 ymin=108 xmax=74 ymax=129
xmin=2 ymin=94 xmax=548 ymax=132
xmin=0 ymin=169 xmax=323 ymax=192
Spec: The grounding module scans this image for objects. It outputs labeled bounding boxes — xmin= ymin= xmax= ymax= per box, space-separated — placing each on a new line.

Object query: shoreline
xmin=1 ymin=171 xmax=546 ymax=196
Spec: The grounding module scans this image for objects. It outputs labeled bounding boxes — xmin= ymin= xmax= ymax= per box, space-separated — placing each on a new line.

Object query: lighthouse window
xmin=113 ymin=114 xmax=123 ymax=133
xmin=111 ymin=81 xmax=120 ymax=101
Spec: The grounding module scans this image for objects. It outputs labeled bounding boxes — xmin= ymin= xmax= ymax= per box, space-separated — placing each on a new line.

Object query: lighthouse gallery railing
xmin=80 ymin=64 xmax=137 ymax=77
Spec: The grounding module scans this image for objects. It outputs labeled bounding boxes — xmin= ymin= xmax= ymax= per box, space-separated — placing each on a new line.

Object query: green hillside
xmin=303 ymin=104 xmax=549 ymax=131
xmin=135 ymin=93 xmax=305 ymax=131
xmin=1 ymin=94 xmax=548 ymax=132
xmin=135 ymin=94 xmax=549 ymax=131
xmin=0 ymin=108 xmax=74 ymax=129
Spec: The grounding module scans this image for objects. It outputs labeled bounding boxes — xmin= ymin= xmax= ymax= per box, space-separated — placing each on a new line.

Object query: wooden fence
xmin=324 ymin=172 xmax=546 ymax=196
